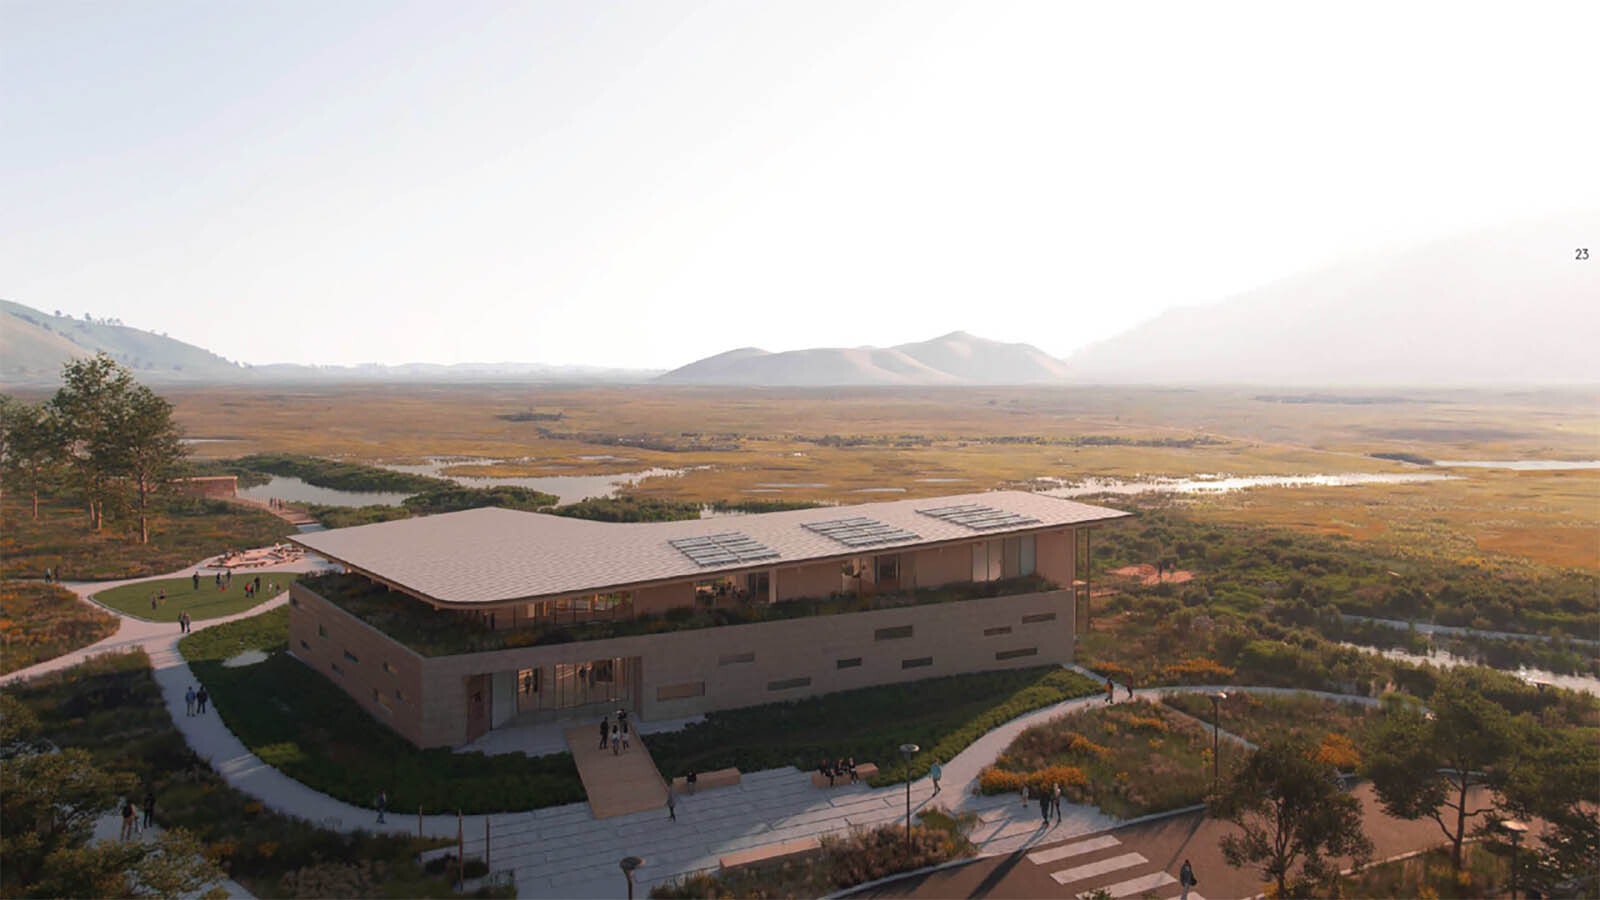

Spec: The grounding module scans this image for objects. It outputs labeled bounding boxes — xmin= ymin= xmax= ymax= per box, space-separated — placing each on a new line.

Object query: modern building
xmin=288 ymin=491 xmax=1129 ymax=748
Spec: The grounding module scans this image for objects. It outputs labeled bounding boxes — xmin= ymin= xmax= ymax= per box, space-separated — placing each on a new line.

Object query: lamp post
xmin=899 ymin=742 xmax=920 ymax=852
xmin=1499 ymin=820 xmax=1528 ymax=899
xmin=619 ymin=855 xmax=643 ymax=900
xmin=1208 ymin=692 xmax=1228 ymax=792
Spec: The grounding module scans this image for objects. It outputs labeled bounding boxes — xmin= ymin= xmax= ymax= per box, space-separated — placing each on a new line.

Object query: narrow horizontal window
xmin=382 ymin=661 xmax=397 ymax=675
xmin=875 ymin=625 xmax=914 ymax=641
xmin=901 ymin=656 xmax=933 ymax=670
xmin=343 ymin=650 xmax=359 ymax=664
xmin=289 ymin=595 xmax=300 ymax=607
xmin=657 ymin=681 xmax=706 ymax=701
xmin=395 ymin=688 xmax=407 ymax=702
xmin=836 ymin=657 xmax=863 ymax=669
xmin=767 ymin=677 xmax=812 ymax=691
xmin=299 ymin=639 xmax=310 ymax=650
xmin=1021 ymin=613 xmax=1057 ymax=624
xmin=330 ymin=661 xmax=344 ymax=676
xmin=983 ymin=626 xmax=1012 ymax=637
xmin=718 ymin=652 xmax=755 ymax=666
xmin=995 ymin=647 xmax=1039 ymax=661
xmin=317 ymin=624 xmax=328 ymax=638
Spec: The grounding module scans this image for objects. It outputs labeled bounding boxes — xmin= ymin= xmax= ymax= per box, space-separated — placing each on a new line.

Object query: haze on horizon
xmin=4 ymin=1 xmax=1596 ymax=370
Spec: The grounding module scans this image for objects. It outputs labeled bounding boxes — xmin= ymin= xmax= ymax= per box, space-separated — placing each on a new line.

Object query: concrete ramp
xmin=563 ymin=723 xmax=669 ymax=819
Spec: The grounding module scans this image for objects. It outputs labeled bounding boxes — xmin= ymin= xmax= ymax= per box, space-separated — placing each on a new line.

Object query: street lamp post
xmin=1208 ymin=692 xmax=1228 ymax=792
xmin=619 ymin=855 xmax=643 ymax=900
xmin=1499 ymin=820 xmax=1528 ymax=899
xmin=899 ymin=743 xmax=920 ymax=852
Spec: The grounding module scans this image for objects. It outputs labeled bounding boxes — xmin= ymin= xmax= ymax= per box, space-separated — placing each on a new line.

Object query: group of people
xmin=1104 ymin=678 xmax=1135 ymax=704
xmin=1023 ymin=780 xmax=1067 ymax=823
xmin=817 ymin=756 xmax=860 ymax=786
xmin=118 ymin=787 xmax=157 ymax=841
xmin=599 ymin=710 xmax=633 ymax=754
xmin=177 ymin=611 xmax=192 ymax=633
xmin=184 ymin=685 xmax=210 ymax=716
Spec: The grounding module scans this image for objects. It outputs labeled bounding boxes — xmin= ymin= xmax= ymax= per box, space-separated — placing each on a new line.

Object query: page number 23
xmin=1579 ymin=248 xmax=1590 ymax=260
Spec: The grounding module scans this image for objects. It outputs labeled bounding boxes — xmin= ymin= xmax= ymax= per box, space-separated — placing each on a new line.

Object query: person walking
xmin=610 ymin=724 xmax=620 ymax=755
xmin=1179 ymin=860 xmax=1197 ymax=900
xmin=1052 ymin=782 xmax=1063 ymax=822
xmin=120 ymin=799 xmax=136 ymax=841
xmin=599 ymin=716 xmax=610 ymax=750
xmin=666 ymin=783 xmax=677 ymax=822
xmin=930 ymin=760 xmax=943 ymax=795
xmin=1124 ymin=680 xmax=1134 ymax=700
xmin=620 ymin=720 xmax=631 ymax=752
xmin=192 ymin=571 xmax=200 ymax=591
xmin=1038 ymin=791 xmax=1050 ymax=823
xmin=1105 ymin=679 xmax=1115 ymax=704
xmin=196 ymin=687 xmax=209 ymax=715
xmin=185 ymin=686 xmax=196 ymax=716
xmin=1020 ymin=781 xmax=1029 ymax=807
xmin=376 ymin=789 xmax=388 ymax=824
xmin=143 ymin=787 xmax=157 ymax=829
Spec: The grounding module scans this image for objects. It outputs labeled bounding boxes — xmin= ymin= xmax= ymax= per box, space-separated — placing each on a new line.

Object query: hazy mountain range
xmin=655 ymin=332 xmax=1072 ymax=386
xmin=4 ymin=215 xmax=1595 ymax=387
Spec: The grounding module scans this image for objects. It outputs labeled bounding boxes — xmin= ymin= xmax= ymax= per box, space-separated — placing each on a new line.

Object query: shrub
xmin=1160 ymin=657 xmax=1236 ymax=684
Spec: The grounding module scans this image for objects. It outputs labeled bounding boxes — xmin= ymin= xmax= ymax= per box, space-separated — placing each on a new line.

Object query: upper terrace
xmin=299 ymin=570 xmax=1061 ymax=657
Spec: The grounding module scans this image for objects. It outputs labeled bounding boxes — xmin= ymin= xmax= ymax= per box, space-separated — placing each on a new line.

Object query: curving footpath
xmin=5 ymin=562 xmax=1416 ymax=899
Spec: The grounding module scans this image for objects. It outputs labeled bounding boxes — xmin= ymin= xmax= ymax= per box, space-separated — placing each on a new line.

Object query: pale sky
xmin=4 ymin=1 xmax=1597 ymax=369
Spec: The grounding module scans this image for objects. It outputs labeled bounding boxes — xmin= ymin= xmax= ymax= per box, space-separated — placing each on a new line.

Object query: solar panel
xmin=668 ymin=532 xmax=781 ymax=567
xmin=803 ymin=516 xmax=921 ymax=548
xmin=916 ymin=503 xmax=1040 ymax=531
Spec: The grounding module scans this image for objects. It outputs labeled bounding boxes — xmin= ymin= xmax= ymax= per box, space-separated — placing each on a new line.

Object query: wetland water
xmin=1038 ymin=472 xmax=1454 ymax=498
xmin=380 ymin=457 xmax=692 ymax=506
xmin=1340 ymin=642 xmax=1600 ymax=698
xmin=237 ymin=476 xmax=413 ymax=507
xmin=1433 ymin=459 xmax=1600 ymax=470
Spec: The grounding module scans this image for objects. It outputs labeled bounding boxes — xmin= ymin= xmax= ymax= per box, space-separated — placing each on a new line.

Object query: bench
xmin=672 ymin=767 xmax=740 ymax=794
xmin=811 ymin=762 xmax=878 ymax=788
xmin=719 ymin=836 xmax=821 ymax=870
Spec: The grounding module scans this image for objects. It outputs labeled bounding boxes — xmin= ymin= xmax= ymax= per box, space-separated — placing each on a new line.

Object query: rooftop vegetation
xmin=301 ymin=571 xmax=1060 ymax=657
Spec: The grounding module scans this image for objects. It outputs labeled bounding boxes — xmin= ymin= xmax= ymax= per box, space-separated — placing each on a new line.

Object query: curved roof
xmin=290 ymin=490 xmax=1128 ymax=606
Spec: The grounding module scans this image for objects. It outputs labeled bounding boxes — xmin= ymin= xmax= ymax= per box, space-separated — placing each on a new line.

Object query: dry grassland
xmin=162 ymin=383 xmax=1599 ymax=570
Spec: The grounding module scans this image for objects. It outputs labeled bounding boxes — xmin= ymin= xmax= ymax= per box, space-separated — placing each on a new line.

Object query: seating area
xmin=718 ymin=836 xmax=820 ymax=870
xmin=671 ymin=767 xmax=741 ymax=794
xmin=810 ymin=761 xmax=878 ymax=788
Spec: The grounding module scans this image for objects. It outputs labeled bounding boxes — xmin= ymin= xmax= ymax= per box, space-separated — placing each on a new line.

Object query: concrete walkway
xmin=565 ymin=723 xmax=668 ymax=819
xmin=6 ymin=566 xmax=1414 ymax=898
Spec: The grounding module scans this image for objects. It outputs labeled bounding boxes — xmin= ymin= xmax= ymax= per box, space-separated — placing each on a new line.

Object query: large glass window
xmin=1020 ymin=534 xmax=1036 ymax=576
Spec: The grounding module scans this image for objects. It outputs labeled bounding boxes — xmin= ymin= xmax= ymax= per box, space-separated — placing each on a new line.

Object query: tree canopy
xmin=1213 ymin=736 xmax=1373 ymax=896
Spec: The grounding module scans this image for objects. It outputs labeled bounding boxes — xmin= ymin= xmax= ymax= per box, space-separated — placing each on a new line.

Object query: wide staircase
xmin=1026 ymin=831 xmax=1204 ymax=899
xmin=563 ymin=722 xmax=668 ymax=819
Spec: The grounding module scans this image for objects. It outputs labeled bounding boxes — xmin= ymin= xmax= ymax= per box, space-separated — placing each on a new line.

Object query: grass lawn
xmin=179 ymin=608 xmax=585 ymax=814
xmin=93 ymin=573 xmax=298 ymax=622
xmin=3 ymin=650 xmax=501 ymax=899
xmin=983 ymin=701 xmax=1230 ymax=818
xmin=0 ymin=580 xmax=118 ymax=674
xmin=0 ymin=494 xmax=294 ymax=581
xmin=647 ymin=666 xmax=1101 ymax=786
xmin=1162 ymin=691 xmax=1380 ymax=764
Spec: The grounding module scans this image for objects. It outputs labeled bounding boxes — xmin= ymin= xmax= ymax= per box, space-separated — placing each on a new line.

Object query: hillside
xmin=657 ymin=332 xmax=1071 ymax=386
xmin=1066 ymin=215 xmax=1600 ymax=384
xmin=1 ymin=300 xmax=243 ymax=381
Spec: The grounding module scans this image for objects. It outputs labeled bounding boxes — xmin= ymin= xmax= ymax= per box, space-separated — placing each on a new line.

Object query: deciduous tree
xmin=1500 ymin=723 xmax=1600 ymax=896
xmin=1212 ymin=737 xmax=1373 ymax=897
xmin=48 ymin=354 xmax=135 ymax=531
xmin=101 ymin=382 xmax=185 ymax=544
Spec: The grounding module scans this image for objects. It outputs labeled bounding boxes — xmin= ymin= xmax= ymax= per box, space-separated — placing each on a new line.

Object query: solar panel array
xmin=803 ymin=517 xmax=921 ymax=548
xmin=668 ymin=532 xmax=781 ymax=567
xmin=916 ymin=503 xmax=1041 ymax=531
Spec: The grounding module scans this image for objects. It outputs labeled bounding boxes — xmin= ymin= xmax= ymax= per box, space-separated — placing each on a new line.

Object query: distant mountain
xmin=0 ymin=300 xmax=660 ymax=385
xmin=657 ymin=332 xmax=1072 ymax=386
xmin=1066 ymin=215 xmax=1600 ymax=385
xmin=1 ymin=300 xmax=244 ymax=381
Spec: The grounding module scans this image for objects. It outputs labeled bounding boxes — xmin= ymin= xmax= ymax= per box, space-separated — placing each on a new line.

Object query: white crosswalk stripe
xmin=1049 ymin=852 xmax=1147 ymax=885
xmin=1103 ymin=871 xmax=1177 ymax=897
xmin=1027 ymin=834 xmax=1122 ymax=866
